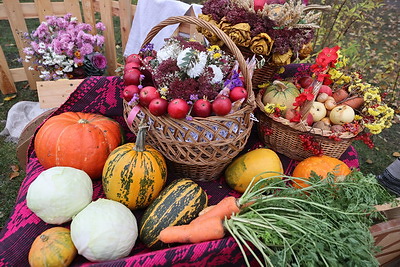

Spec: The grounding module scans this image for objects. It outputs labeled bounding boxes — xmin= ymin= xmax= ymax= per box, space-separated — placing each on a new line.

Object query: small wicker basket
xmin=255 ymin=81 xmax=358 ymax=161
xmin=123 ymin=16 xmax=255 ymax=182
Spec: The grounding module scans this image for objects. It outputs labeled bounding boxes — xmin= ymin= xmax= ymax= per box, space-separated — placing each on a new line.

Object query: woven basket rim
xmin=255 ymin=90 xmax=359 ymax=139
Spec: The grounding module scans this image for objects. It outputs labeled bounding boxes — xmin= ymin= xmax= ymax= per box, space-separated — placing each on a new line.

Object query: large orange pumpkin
xmin=291 ymin=155 xmax=351 ymax=189
xmin=28 ymin=227 xmax=77 ymax=267
xmin=34 ymin=112 xmax=123 ymax=179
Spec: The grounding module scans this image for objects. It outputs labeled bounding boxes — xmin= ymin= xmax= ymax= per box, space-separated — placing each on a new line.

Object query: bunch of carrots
xmin=159 ymin=171 xmax=396 ymax=266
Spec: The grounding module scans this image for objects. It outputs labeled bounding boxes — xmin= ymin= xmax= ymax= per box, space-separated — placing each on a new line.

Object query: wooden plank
xmin=0 ymin=46 xmax=17 ymax=94
xmin=10 ymin=68 xmax=28 ymax=83
xmin=37 ymin=79 xmax=84 ymax=108
xmin=98 ymin=0 xmax=117 ymax=76
xmin=63 ymin=0 xmax=83 ymax=21
xmin=119 ymin=0 xmax=133 ymax=53
xmin=81 ymin=0 xmax=97 ymax=34
xmin=0 ymin=2 xmax=72 ymax=20
xmin=3 ymin=0 xmax=39 ymax=90
xmin=34 ymin=0 xmax=54 ymax=22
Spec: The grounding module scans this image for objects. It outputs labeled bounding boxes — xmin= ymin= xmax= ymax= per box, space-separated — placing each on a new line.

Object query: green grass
xmin=0 ymin=0 xmax=399 ymax=229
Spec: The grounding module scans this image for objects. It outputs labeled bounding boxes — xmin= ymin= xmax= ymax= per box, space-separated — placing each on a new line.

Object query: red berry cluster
xmin=328 ymin=134 xmax=341 ymax=141
xmin=262 ymin=126 xmax=274 ymax=135
xmin=299 ymin=134 xmax=323 ymax=156
xmin=355 ymin=132 xmax=375 ymax=149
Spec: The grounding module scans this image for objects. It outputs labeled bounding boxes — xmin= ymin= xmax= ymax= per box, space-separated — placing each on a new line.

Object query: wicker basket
xmin=255 ymin=81 xmax=358 ymax=161
xmin=123 ymin=16 xmax=255 ymax=182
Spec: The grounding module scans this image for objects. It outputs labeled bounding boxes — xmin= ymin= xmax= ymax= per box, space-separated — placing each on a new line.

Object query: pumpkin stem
xmin=40 ymin=234 xmax=49 ymax=242
xmin=78 ymin=119 xmax=89 ymax=124
xmin=134 ymin=119 xmax=149 ymax=152
xmin=272 ymin=80 xmax=288 ymax=91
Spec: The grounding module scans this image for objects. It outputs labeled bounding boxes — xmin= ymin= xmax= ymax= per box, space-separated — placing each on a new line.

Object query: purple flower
xmin=91 ymin=53 xmax=107 ymax=69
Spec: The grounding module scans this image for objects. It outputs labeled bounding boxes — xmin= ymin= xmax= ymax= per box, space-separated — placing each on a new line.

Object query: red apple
xmin=125 ymin=54 xmax=141 ymax=64
xmin=124 ymin=61 xmax=141 ymax=70
xmin=298 ymin=76 xmax=314 ymax=88
xmin=254 ymin=0 xmax=267 ymax=11
xmin=123 ymin=68 xmax=141 ymax=85
xmin=229 ymin=86 xmax=248 ymax=102
xmin=168 ymin=99 xmax=190 ymax=119
xmin=319 ymin=85 xmax=333 ymax=96
xmin=193 ymin=99 xmax=212 ymax=117
xmin=305 ymin=113 xmax=314 ymax=126
xmin=212 ymin=96 xmax=232 ymax=116
xmin=149 ymin=98 xmax=168 ymax=116
xmin=123 ymin=85 xmax=140 ymax=101
xmin=139 ymin=86 xmax=160 ymax=107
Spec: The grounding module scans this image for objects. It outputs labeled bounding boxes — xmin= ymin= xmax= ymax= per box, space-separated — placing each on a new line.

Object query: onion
xmin=27 ymin=166 xmax=93 ymax=224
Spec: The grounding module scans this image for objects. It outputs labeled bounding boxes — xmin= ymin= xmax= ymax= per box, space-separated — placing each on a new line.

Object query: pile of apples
xmin=122 ymin=54 xmax=248 ymax=119
xmin=280 ymin=76 xmax=360 ymax=133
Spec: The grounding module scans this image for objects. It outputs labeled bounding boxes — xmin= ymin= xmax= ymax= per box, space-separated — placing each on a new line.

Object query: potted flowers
xmin=20 ymin=14 xmax=107 ymax=81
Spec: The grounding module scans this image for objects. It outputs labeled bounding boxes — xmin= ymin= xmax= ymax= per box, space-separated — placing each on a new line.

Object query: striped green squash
xmin=102 ymin=123 xmax=167 ymax=210
xmin=139 ymin=179 xmax=208 ymax=249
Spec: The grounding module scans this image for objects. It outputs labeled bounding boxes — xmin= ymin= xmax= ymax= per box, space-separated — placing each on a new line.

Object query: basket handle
xmin=300 ymin=79 xmax=323 ymax=120
xmin=140 ymin=16 xmax=254 ymax=105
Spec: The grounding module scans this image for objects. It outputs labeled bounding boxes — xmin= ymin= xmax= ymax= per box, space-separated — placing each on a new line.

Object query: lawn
xmin=0 ymin=0 xmax=399 ymax=229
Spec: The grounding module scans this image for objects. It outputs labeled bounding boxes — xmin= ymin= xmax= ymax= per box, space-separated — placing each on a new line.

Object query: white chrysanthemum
xmin=39 ymin=42 xmax=46 ymax=48
xmin=63 ymin=65 xmax=73 ymax=72
xmin=157 ymin=43 xmax=181 ymax=62
xmin=187 ymin=51 xmax=207 ymax=78
xmin=209 ymin=65 xmax=223 ymax=84
xmin=55 ymin=70 xmax=64 ymax=75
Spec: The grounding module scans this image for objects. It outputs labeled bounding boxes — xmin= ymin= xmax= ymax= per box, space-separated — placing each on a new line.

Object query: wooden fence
xmin=0 ymin=0 xmax=136 ymax=95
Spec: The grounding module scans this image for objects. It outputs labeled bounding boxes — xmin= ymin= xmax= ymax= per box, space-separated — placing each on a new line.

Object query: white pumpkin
xmin=26 ymin=166 xmax=93 ymax=224
xmin=70 ymin=198 xmax=138 ymax=262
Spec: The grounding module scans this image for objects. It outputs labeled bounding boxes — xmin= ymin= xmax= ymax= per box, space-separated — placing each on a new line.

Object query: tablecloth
xmin=0 ymin=76 xmax=359 ymax=266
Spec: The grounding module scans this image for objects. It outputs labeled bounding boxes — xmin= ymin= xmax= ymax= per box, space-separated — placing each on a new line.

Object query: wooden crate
xmin=36 ymin=79 xmax=84 ymax=109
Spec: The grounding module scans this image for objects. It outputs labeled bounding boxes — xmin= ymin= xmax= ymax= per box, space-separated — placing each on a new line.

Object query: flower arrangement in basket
xmin=197 ymin=0 xmax=330 ymax=86
xmin=20 ymin=14 xmax=107 ymax=81
xmin=122 ymin=16 xmax=255 ymax=182
xmin=256 ymin=46 xmax=395 ymax=161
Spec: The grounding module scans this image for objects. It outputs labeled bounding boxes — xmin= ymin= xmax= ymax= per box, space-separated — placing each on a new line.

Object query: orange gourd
xmin=34 ymin=112 xmax=123 ymax=179
xmin=28 ymin=227 xmax=77 ymax=267
xmin=292 ymin=155 xmax=351 ymax=189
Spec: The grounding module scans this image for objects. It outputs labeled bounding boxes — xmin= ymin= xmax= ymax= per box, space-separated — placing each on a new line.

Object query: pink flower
xmin=91 ymin=53 xmax=107 ymax=69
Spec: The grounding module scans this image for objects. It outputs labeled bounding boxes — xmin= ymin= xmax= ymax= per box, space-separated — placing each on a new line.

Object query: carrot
xmin=198 ymin=205 xmax=216 ymax=217
xmin=159 ymin=216 xmax=225 ymax=243
xmin=191 ymin=196 xmax=240 ymax=225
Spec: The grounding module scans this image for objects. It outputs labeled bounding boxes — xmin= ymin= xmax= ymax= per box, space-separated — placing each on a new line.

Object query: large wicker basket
xmin=123 ymin=16 xmax=255 ymax=182
xmin=255 ymin=81 xmax=358 ymax=161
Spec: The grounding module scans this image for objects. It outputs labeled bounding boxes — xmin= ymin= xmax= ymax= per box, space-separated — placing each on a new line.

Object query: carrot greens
xmin=225 ymin=171 xmax=396 ymax=267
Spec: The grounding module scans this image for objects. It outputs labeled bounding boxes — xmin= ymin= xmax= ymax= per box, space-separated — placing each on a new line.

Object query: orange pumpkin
xmin=28 ymin=227 xmax=77 ymax=267
xmin=34 ymin=112 xmax=123 ymax=179
xmin=291 ymin=155 xmax=351 ymax=189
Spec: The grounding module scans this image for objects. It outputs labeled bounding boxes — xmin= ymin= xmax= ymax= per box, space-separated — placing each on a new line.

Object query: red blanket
xmin=0 ymin=76 xmax=359 ymax=266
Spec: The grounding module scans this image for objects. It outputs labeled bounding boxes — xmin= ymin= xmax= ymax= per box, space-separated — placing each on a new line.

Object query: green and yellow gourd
xmin=102 ymin=122 xmax=167 ymax=210
xmin=139 ymin=179 xmax=208 ymax=249
xmin=262 ymin=80 xmax=300 ymax=110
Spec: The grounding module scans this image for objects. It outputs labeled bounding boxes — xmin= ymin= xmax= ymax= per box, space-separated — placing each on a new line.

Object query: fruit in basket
xmin=342 ymin=96 xmax=364 ymax=109
xmin=70 ymin=198 xmax=138 ymax=262
xmin=229 ymin=86 xmax=248 ymax=102
xmin=313 ymin=120 xmax=331 ymax=131
xmin=329 ymin=105 xmax=355 ymax=125
xmin=324 ymin=96 xmax=337 ymax=110
xmin=319 ymin=85 xmax=333 ymax=96
xmin=309 ymin=102 xmax=327 ymax=122
xmin=262 ymin=80 xmax=300 ymax=110
xmin=291 ymin=155 xmax=351 ymax=189
xmin=212 ymin=96 xmax=232 ymax=116
xmin=168 ymin=98 xmax=190 ymax=119
xmin=225 ymin=148 xmax=283 ymax=193
xmin=102 ymin=123 xmax=167 ymax=210
xmin=27 ymin=166 xmax=93 ymax=224
xmin=28 ymin=227 xmax=77 ymax=267
xmin=123 ymin=68 xmax=142 ymax=85
xmin=139 ymin=86 xmax=160 ymax=107
xmin=316 ymin=92 xmax=329 ymax=103
xmin=332 ymin=88 xmax=349 ymax=102
xmin=123 ymin=84 xmax=140 ymax=101
xmin=193 ymin=98 xmax=212 ymax=117
xmin=34 ymin=112 xmax=123 ymax=179
xmin=125 ymin=53 xmax=141 ymax=64
xmin=298 ymin=76 xmax=314 ymax=89
xmin=139 ymin=179 xmax=208 ymax=249
xmin=124 ymin=61 xmax=141 ymax=70
xmin=149 ymin=98 xmax=168 ymax=116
